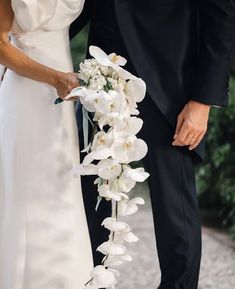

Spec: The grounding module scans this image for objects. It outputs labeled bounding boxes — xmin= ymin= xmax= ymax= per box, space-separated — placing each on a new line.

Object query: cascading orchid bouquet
xmin=66 ymin=46 xmax=150 ymax=289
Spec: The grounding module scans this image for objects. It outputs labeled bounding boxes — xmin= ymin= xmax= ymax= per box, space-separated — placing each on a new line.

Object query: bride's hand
xmin=54 ymin=72 xmax=79 ymax=101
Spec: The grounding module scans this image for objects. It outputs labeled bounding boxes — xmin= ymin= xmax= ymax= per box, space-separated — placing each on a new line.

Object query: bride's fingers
xmin=57 ymin=89 xmax=70 ymax=100
xmin=55 ymin=72 xmax=80 ymax=100
xmin=65 ymin=96 xmax=79 ymax=102
xmin=71 ymin=97 xmax=79 ymax=101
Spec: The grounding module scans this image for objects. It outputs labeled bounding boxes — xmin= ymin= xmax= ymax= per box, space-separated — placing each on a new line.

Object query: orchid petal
xmin=97 ymin=241 xmax=126 ymax=256
xmin=104 ymin=254 xmax=132 ymax=267
xmin=97 ymin=159 xmax=122 ymax=180
xmin=116 ymin=231 xmax=139 ymax=243
xmin=102 ymin=217 xmax=130 ymax=232
xmin=72 ymin=164 xmax=98 ymax=176
xmin=89 ymin=266 xmax=118 ymax=288
xmin=111 ymin=136 xmax=148 ymax=163
xmin=124 ymin=167 xmax=150 ymax=182
xmin=109 ymin=53 xmax=127 ymax=66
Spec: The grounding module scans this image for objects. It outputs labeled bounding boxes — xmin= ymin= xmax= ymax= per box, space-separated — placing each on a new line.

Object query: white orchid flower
xmin=104 ymin=254 xmax=133 ymax=267
xmin=89 ymin=46 xmax=140 ymax=81
xmin=89 ymin=46 xmax=129 ymax=76
xmin=117 ymin=173 xmax=136 ymax=193
xmin=97 ymin=241 xmax=126 ymax=256
xmin=94 ymin=90 xmax=127 ymax=118
xmin=82 ymin=147 xmax=111 ymax=166
xmin=82 ymin=131 xmax=114 ymax=165
xmin=88 ymin=265 xmax=119 ymax=289
xmin=96 ymin=113 xmax=114 ymax=130
xmin=93 ymin=91 xmax=119 ymax=116
xmin=108 ymin=53 xmax=127 ymax=66
xmin=66 ymin=86 xmax=123 ymax=117
xmin=98 ymin=184 xmax=121 ymax=201
xmin=115 ymin=231 xmax=139 ymax=243
xmin=82 ymin=89 xmax=112 ymax=104
xmin=118 ymin=198 xmax=145 ymax=216
xmin=102 ymin=217 xmax=130 ymax=232
xmin=72 ymin=163 xmax=98 ymax=177
xmin=89 ymin=46 xmax=118 ymax=68
xmin=116 ymin=166 xmax=150 ymax=192
xmin=75 ymin=89 xmax=123 ymax=117
xmin=125 ymin=78 xmax=146 ymax=103
xmin=124 ymin=79 xmax=146 ymax=115
xmin=65 ymin=87 xmax=96 ymax=112
xmin=123 ymin=166 xmax=150 ymax=182
xmin=97 ymin=159 xmax=122 ymax=180
xmin=92 ymin=131 xmax=114 ymax=151
xmin=108 ymin=91 xmax=128 ymax=118
xmin=113 ymin=117 xmax=143 ymax=138
xmin=77 ymin=163 xmax=150 ymax=183
xmin=111 ymin=135 xmax=148 ymax=163
xmin=98 ymin=184 xmax=129 ymax=201
xmin=110 ymin=179 xmax=130 ymax=199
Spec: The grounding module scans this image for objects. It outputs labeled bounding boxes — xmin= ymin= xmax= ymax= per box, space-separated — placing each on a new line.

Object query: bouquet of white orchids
xmin=67 ymin=46 xmax=150 ymax=289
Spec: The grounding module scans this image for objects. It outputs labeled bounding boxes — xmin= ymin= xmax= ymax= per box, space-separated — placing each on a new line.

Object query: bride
xmin=0 ymin=1 xmax=94 ymax=289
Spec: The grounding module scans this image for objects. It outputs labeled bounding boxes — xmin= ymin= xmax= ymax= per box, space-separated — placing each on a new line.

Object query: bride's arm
xmin=0 ymin=0 xmax=78 ymax=99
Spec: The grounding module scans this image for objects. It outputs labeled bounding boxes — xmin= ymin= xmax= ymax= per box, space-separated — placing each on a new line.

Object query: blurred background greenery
xmin=197 ymin=71 xmax=235 ymax=240
xmin=71 ymin=29 xmax=235 ymax=240
xmin=70 ymin=26 xmax=89 ymax=71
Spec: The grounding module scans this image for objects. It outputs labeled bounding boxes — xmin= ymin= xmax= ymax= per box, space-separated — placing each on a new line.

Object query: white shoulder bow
xmin=11 ymin=0 xmax=85 ymax=32
xmin=11 ymin=0 xmax=58 ymax=32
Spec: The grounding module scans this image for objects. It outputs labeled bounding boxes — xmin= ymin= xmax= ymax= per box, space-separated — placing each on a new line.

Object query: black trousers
xmin=138 ymin=97 xmax=202 ymax=289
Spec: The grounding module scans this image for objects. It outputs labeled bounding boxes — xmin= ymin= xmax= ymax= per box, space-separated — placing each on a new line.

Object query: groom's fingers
xmin=174 ymin=114 xmax=184 ymax=139
xmin=184 ymin=131 xmax=199 ymax=146
xmin=189 ymin=132 xmax=205 ymax=150
xmin=173 ymin=121 xmax=191 ymax=146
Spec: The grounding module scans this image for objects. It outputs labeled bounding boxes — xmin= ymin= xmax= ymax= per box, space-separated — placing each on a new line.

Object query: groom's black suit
xmin=70 ymin=1 xmax=235 ymax=288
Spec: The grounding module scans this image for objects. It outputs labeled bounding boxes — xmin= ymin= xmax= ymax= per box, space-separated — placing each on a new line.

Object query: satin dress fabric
xmin=0 ymin=1 xmax=93 ymax=289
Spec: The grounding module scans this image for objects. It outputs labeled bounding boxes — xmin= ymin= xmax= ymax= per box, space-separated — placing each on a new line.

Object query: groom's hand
xmin=172 ymin=100 xmax=211 ymax=150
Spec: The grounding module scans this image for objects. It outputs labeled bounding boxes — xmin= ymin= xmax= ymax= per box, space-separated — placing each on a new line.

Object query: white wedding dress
xmin=0 ymin=1 xmax=94 ymax=289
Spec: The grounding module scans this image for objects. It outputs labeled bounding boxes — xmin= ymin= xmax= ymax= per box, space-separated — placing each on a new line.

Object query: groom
xmin=70 ymin=1 xmax=235 ymax=288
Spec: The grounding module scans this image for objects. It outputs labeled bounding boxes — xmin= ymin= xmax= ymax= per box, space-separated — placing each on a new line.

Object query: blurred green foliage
xmin=197 ymin=77 xmax=235 ymax=239
xmin=71 ymin=28 xmax=235 ymax=239
xmin=70 ymin=26 xmax=89 ymax=71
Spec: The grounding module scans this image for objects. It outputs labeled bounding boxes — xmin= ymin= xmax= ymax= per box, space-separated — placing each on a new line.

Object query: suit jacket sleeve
xmin=69 ymin=0 xmax=94 ymax=40
xmin=192 ymin=0 xmax=235 ymax=106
